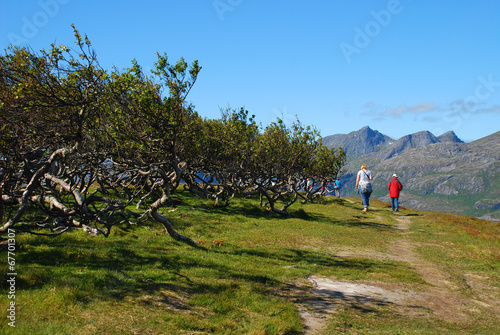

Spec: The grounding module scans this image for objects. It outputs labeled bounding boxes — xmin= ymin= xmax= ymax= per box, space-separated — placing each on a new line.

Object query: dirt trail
xmin=388 ymin=215 xmax=471 ymax=322
xmin=295 ymin=213 xmax=484 ymax=335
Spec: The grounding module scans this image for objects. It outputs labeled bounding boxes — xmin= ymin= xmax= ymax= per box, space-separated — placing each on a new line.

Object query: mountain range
xmin=323 ymin=126 xmax=500 ymax=222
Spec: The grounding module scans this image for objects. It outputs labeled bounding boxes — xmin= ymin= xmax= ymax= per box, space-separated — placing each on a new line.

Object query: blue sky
xmin=1 ymin=0 xmax=500 ymax=142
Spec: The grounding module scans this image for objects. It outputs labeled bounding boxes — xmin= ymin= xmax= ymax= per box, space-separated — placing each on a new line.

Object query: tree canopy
xmin=0 ymin=27 xmax=345 ymax=243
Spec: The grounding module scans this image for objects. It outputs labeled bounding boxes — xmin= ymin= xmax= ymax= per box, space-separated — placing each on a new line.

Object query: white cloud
xmin=409 ymin=102 xmax=438 ymax=113
xmin=362 ymin=101 xmax=377 ymax=109
xmin=385 ymin=104 xmax=408 ymax=116
xmin=384 ymin=102 xmax=438 ymax=116
xmin=444 ymin=100 xmax=500 ymax=117
xmin=422 ymin=115 xmax=440 ymax=122
xmin=476 ymin=104 xmax=500 ymax=114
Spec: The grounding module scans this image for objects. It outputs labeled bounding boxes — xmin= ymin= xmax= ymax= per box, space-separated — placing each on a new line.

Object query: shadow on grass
xmin=216 ymin=246 xmax=401 ymax=275
xmin=209 ymin=202 xmax=270 ymax=219
xmin=7 ymin=229 xmax=404 ymax=305
xmin=403 ymin=213 xmax=423 ymax=217
xmin=299 ymin=211 xmax=395 ymax=231
xmin=341 ymin=219 xmax=394 ymax=230
xmin=200 ymin=197 xmax=397 ymax=228
xmin=196 ymin=201 xmax=325 ymax=222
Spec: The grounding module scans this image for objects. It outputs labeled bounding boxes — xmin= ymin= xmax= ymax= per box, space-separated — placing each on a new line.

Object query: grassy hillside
xmin=1 ymin=190 xmax=499 ymax=334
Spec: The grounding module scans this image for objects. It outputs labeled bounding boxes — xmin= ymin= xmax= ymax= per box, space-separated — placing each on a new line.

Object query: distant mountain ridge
xmin=321 ymin=126 xmax=392 ymax=155
xmin=323 ymin=127 xmax=500 ymax=221
xmin=380 ymin=131 xmax=446 ymax=160
xmin=323 ymin=126 xmax=464 ymax=158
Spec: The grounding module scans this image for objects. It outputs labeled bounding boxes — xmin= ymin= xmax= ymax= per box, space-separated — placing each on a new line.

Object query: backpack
xmin=360 ymin=181 xmax=372 ymax=193
xmin=360 ymin=170 xmax=372 ymax=193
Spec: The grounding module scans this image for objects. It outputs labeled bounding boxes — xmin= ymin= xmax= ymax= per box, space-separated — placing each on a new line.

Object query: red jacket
xmin=388 ymin=178 xmax=403 ymax=197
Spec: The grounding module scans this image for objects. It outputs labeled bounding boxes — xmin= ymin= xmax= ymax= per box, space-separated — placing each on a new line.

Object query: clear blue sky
xmin=2 ymin=0 xmax=500 ymax=142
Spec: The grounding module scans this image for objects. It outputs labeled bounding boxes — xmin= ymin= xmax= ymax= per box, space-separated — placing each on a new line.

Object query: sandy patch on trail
xmin=297 ymin=275 xmax=427 ymax=334
xmin=298 ymin=276 xmax=422 ymax=334
xmin=295 ymin=213 xmax=495 ymax=335
xmin=308 ymin=277 xmax=414 ymax=305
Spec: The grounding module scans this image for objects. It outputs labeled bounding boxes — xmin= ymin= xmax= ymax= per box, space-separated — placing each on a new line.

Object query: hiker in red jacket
xmin=388 ymin=174 xmax=403 ymax=212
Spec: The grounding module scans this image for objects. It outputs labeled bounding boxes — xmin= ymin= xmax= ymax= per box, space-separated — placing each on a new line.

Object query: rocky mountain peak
xmin=438 ymin=131 xmax=464 ymax=143
xmin=380 ymin=131 xmax=440 ymax=159
xmin=321 ymin=126 xmax=392 ymax=156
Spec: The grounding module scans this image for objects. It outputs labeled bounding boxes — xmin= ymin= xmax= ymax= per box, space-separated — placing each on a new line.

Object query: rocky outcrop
xmin=475 ymin=200 xmax=500 ymax=210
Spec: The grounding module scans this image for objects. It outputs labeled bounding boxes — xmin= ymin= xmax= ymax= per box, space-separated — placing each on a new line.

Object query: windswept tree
xmin=181 ymin=107 xmax=259 ymax=206
xmin=302 ymin=145 xmax=346 ymax=201
xmin=182 ymin=113 xmax=346 ymax=216
xmin=102 ymin=52 xmax=201 ymax=243
xmin=0 ymin=27 xmax=110 ymax=235
xmin=0 ymin=28 xmax=202 ymax=243
xmin=0 ymin=27 xmax=346 ymax=242
xmin=250 ymin=119 xmax=319 ymax=215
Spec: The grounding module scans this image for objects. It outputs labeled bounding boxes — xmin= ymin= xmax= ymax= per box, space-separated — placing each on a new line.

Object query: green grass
xmin=411 ymin=212 xmax=500 ymax=292
xmin=1 ymin=190 xmax=499 ymax=334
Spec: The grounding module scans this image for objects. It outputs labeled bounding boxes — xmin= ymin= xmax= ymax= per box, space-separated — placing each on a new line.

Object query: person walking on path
xmin=334 ymin=177 xmax=342 ymax=198
xmin=388 ymin=173 xmax=403 ymax=212
xmin=355 ymin=164 xmax=373 ymax=212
